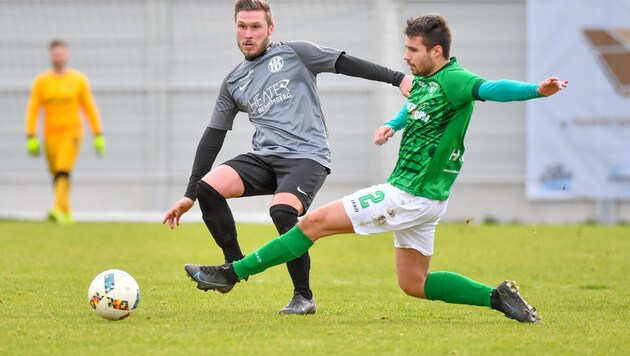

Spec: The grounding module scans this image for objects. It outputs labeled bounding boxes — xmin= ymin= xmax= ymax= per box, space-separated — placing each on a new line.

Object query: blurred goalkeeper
xmin=181 ymin=14 xmax=569 ymax=323
xmin=25 ymin=40 xmax=105 ymax=224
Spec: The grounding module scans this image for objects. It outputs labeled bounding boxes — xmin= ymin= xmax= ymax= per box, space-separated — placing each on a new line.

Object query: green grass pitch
xmin=1 ymin=221 xmax=629 ymax=354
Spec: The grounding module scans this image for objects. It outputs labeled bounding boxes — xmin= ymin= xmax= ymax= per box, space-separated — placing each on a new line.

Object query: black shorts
xmin=223 ymin=153 xmax=330 ymax=214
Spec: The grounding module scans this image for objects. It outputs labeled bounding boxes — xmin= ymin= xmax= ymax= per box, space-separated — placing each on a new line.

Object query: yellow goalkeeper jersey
xmin=25 ymin=68 xmax=102 ymax=138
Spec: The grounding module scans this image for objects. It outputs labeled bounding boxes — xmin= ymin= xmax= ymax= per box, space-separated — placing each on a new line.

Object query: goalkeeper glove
xmin=26 ymin=136 xmax=40 ymax=157
xmin=94 ymin=134 xmax=106 ymax=157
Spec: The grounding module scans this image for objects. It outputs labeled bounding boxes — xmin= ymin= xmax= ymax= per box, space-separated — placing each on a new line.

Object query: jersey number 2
xmin=358 ymin=191 xmax=385 ymax=209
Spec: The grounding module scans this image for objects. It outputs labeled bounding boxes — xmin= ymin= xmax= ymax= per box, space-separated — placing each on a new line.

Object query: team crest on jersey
xmin=268 ymin=56 xmax=284 ymax=72
xmin=428 ymin=82 xmax=439 ymax=94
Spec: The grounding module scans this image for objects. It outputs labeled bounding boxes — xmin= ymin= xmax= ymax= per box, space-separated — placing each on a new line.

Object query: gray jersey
xmin=209 ymin=41 xmax=343 ymax=168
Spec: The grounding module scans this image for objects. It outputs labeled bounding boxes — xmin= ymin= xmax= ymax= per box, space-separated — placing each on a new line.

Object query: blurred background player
xmin=25 ymin=40 xmax=105 ymax=224
xmin=182 ymin=14 xmax=568 ymax=323
xmin=163 ymin=0 xmax=411 ymax=315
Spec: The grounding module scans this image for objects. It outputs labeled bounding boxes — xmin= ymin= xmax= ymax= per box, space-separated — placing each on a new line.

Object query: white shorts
xmin=341 ymin=183 xmax=448 ymax=256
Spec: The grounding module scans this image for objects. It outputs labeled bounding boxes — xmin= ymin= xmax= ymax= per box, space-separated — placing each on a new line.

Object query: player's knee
xmin=398 ymin=277 xmax=427 ymax=299
xmin=195 ymin=180 xmax=225 ymax=204
xmin=298 ymin=211 xmax=326 ymax=242
xmin=269 ymin=204 xmax=298 ymax=235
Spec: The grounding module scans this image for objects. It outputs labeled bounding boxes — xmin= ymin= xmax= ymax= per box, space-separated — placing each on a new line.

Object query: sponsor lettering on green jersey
xmin=388 ymin=58 xmax=485 ymax=200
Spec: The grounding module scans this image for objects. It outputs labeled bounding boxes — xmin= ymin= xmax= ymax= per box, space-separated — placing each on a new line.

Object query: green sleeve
xmin=476 ymin=80 xmax=542 ymax=102
xmin=440 ymin=68 xmax=486 ymax=107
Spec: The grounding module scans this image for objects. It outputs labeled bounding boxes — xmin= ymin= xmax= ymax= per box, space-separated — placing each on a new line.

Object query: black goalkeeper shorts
xmin=223 ymin=153 xmax=330 ymax=214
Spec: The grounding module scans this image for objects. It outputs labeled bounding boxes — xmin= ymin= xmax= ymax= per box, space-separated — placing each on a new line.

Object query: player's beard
xmin=239 ymin=36 xmax=271 ymax=60
xmin=409 ymin=57 xmax=436 ymax=77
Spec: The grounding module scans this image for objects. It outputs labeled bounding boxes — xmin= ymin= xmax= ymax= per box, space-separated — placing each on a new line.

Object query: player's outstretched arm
xmin=334 ymin=54 xmax=413 ymax=97
xmin=476 ymin=77 xmax=568 ymax=102
xmin=537 ymin=76 xmax=569 ymax=97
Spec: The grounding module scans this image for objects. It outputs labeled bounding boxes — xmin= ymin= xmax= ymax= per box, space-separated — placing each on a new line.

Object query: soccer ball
xmin=88 ymin=269 xmax=140 ymax=321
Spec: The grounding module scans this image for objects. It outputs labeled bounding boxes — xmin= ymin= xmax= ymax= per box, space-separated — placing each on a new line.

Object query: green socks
xmin=424 ymin=271 xmax=493 ymax=307
xmin=231 ymin=227 xmax=493 ymax=309
xmin=233 ymin=226 xmax=314 ymax=279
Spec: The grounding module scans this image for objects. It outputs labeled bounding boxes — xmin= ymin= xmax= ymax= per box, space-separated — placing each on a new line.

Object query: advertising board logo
xmin=539 ymin=163 xmax=573 ymax=191
xmin=583 ymin=28 xmax=630 ymax=97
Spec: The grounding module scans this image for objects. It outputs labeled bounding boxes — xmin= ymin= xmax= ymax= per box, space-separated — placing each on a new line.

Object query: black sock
xmin=270 ymin=204 xmax=313 ymax=300
xmin=53 ymin=171 xmax=70 ymax=182
xmin=222 ymin=264 xmax=239 ymax=284
xmin=196 ymin=180 xmax=243 ymax=262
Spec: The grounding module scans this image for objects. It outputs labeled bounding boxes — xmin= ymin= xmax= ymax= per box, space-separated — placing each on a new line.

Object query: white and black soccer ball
xmin=88 ymin=269 xmax=140 ymax=321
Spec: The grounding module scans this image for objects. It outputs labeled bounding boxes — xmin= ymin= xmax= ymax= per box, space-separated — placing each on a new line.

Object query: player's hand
xmin=537 ymin=77 xmax=569 ymax=97
xmin=398 ymin=75 xmax=413 ymax=98
xmin=93 ymin=134 xmax=106 ymax=157
xmin=374 ymin=126 xmax=395 ymax=146
xmin=26 ymin=136 xmax=40 ymax=157
xmin=162 ymin=197 xmax=195 ymax=229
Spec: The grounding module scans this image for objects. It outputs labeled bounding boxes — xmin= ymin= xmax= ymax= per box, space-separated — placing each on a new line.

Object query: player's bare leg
xmin=298 ymin=200 xmax=355 ymax=239
xmin=394 ymin=248 xmax=431 ymax=299
xmin=201 ymin=165 xmax=245 ymax=199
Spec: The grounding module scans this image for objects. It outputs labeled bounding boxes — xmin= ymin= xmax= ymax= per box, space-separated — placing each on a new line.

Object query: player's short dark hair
xmin=234 ymin=0 xmax=273 ymax=25
xmin=405 ymin=14 xmax=451 ymax=59
xmin=49 ymin=40 xmax=68 ymax=50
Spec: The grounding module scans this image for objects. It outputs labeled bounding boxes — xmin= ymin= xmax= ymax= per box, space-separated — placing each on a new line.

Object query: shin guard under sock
xmin=424 ymin=271 xmax=493 ymax=307
xmin=270 ymin=204 xmax=313 ymax=300
xmin=233 ymin=226 xmax=314 ymax=279
xmin=196 ymin=180 xmax=243 ymax=262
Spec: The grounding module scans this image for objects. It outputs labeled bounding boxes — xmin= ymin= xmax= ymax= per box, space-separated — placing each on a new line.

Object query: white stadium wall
xmin=0 ymin=0 xmax=628 ymax=224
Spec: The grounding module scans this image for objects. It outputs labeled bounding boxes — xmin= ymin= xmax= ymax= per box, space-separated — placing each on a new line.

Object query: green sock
xmin=233 ymin=226 xmax=314 ymax=279
xmin=424 ymin=271 xmax=493 ymax=307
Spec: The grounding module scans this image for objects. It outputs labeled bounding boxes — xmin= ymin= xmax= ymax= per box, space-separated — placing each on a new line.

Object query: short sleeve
xmin=284 ymin=41 xmax=343 ymax=74
xmin=209 ymin=78 xmax=238 ymax=130
xmin=440 ymin=68 xmax=486 ymax=108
